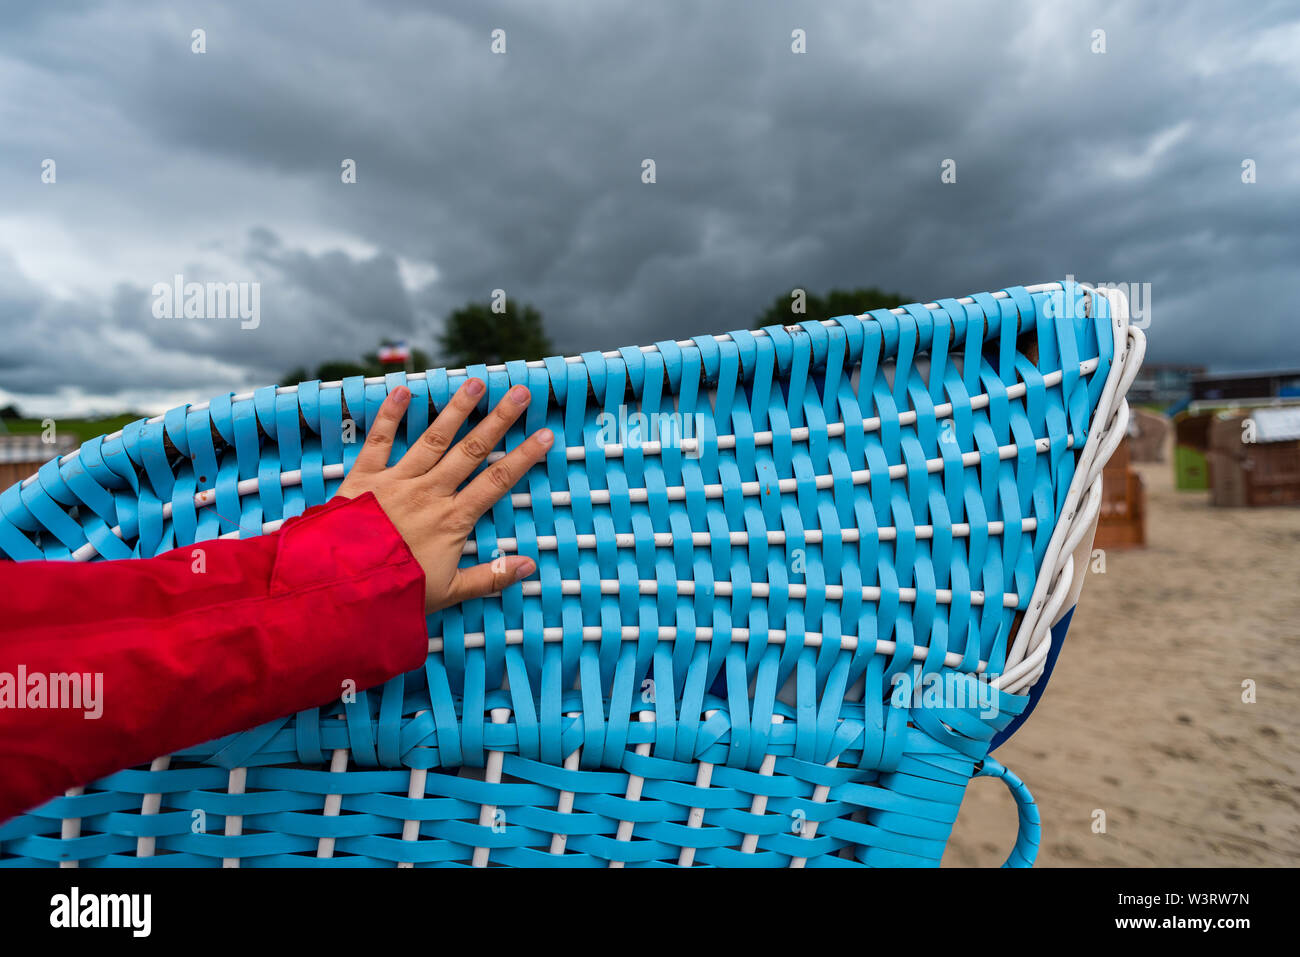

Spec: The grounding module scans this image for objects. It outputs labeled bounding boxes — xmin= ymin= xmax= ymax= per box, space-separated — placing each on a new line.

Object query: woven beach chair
xmin=0 ymin=281 xmax=1143 ymax=867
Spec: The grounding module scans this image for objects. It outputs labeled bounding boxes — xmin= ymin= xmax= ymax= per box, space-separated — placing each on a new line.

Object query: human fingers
xmin=432 ymin=555 xmax=537 ymax=611
xmin=454 ymin=428 xmax=554 ymax=519
xmin=428 ymin=384 xmax=532 ymax=490
xmin=347 ymin=386 xmax=410 ymax=474
xmin=395 ymin=378 xmax=487 ymax=477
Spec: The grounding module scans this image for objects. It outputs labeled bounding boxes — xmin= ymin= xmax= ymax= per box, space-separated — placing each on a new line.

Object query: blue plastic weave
xmin=0 ymin=282 xmax=1115 ymax=867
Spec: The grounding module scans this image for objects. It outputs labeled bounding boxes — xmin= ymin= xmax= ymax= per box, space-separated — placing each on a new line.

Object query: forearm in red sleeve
xmin=0 ymin=491 xmax=428 ymax=823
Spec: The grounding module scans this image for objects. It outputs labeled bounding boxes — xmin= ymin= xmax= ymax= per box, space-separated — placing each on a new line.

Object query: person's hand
xmin=334 ymin=379 xmax=553 ymax=613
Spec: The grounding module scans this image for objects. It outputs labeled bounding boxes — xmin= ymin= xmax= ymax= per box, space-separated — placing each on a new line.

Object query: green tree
xmin=755 ymin=286 xmax=910 ymax=328
xmin=438 ymin=301 xmax=553 ymax=368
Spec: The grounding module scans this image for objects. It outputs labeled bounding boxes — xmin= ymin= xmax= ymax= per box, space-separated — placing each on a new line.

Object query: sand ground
xmin=945 ymin=458 xmax=1300 ymax=867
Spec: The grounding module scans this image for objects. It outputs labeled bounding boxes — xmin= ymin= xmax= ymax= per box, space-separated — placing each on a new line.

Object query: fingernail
xmin=515 ymin=559 xmax=537 ymax=581
xmin=465 ymin=378 xmax=485 ymax=396
xmin=536 ymin=428 xmax=554 ymax=447
xmin=510 ymin=385 xmax=531 ymax=406
xmin=392 ymin=386 xmax=410 ymax=405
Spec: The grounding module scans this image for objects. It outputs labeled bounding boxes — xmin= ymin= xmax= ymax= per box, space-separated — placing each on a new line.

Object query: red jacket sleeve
xmin=0 ymin=491 xmax=428 ymax=823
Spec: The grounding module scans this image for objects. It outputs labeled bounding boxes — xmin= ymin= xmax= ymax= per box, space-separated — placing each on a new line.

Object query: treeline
xmin=286 ymin=286 xmax=907 ymax=383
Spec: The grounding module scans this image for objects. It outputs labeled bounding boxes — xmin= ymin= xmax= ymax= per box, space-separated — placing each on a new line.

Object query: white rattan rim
xmin=997 ymin=286 xmax=1145 ymax=692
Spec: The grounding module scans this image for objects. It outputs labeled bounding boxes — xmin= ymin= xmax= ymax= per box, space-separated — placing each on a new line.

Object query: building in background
xmin=0 ymin=435 xmax=78 ymax=490
xmin=1190 ymin=369 xmax=1300 ymax=404
xmin=1128 ymin=364 xmax=1205 ymax=408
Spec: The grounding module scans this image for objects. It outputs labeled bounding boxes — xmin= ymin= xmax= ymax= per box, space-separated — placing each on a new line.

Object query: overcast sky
xmin=1 ymin=0 xmax=1297 ymax=416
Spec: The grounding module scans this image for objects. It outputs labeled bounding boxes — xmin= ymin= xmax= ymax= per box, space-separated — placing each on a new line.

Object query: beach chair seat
xmin=0 ymin=281 xmax=1144 ymax=867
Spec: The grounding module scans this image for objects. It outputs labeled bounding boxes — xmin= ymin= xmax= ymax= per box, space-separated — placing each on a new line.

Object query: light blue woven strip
xmin=975 ymin=756 xmax=1042 ymax=867
xmin=0 ymin=284 xmax=1109 ymax=866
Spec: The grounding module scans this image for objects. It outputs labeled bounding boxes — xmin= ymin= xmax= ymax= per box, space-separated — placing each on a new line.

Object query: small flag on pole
xmin=378 ymin=340 xmax=411 ymax=363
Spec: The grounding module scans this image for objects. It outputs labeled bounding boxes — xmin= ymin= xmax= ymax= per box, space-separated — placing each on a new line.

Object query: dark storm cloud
xmin=245 ymin=227 xmax=418 ymax=339
xmin=0 ymin=0 xmax=1297 ymax=411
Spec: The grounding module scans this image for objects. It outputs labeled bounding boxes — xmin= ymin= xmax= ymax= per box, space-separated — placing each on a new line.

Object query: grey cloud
xmin=0 ymin=0 xmax=1297 ymax=413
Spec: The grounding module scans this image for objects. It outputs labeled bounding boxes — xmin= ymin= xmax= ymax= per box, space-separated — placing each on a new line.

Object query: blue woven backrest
xmin=0 ymin=282 xmax=1119 ymax=867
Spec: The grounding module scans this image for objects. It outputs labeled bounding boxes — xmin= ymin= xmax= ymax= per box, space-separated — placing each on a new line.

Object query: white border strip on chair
xmin=221 ymin=766 xmax=247 ymax=868
xmin=461 ymin=517 xmax=1039 ymax=555
xmin=789 ymin=753 xmax=840 ymax=868
xmin=509 ymin=578 xmax=1019 ymax=607
xmin=63 ymin=429 xmax=1073 ymax=561
xmin=608 ymin=710 xmax=654 ymax=867
xmin=315 ymin=728 xmax=350 ymax=859
xmin=740 ymin=714 xmax=785 ymax=854
xmin=472 ymin=707 xmax=511 ymax=867
xmin=548 ymin=711 xmax=583 ymax=856
xmin=58 ymin=786 xmax=84 ymax=869
xmin=133 ymin=756 xmax=170 ymax=859
xmin=398 ymin=708 xmax=431 ymax=868
xmin=676 ymin=708 xmax=719 ymax=867
xmin=996 ymin=286 xmax=1146 ymax=693
xmin=427 ymin=626 xmax=994 ymax=674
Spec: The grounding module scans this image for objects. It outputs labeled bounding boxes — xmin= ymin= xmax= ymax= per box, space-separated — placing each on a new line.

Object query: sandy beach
xmin=946 ymin=458 xmax=1300 ymax=867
